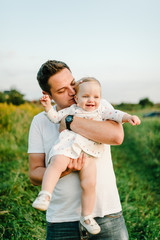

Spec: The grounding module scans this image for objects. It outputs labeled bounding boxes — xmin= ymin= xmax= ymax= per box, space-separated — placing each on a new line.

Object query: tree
xmin=139 ymin=98 xmax=154 ymax=107
xmin=6 ymin=89 xmax=25 ymax=105
xmin=0 ymin=92 xmax=5 ymax=103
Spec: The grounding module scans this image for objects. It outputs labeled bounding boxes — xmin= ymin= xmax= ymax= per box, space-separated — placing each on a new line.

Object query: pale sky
xmin=0 ymin=0 xmax=160 ymax=103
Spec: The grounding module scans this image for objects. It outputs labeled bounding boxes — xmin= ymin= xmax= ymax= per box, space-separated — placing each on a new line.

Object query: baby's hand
xmin=40 ymin=95 xmax=52 ymax=112
xmin=123 ymin=114 xmax=141 ymax=126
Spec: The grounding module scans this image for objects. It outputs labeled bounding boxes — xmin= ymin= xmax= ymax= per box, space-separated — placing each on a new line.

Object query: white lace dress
xmin=46 ymin=102 xmax=124 ymax=161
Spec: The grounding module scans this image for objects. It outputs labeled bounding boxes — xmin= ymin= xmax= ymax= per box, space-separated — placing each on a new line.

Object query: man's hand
xmin=60 ymin=153 xmax=85 ymax=178
xmin=67 ymin=153 xmax=85 ymax=170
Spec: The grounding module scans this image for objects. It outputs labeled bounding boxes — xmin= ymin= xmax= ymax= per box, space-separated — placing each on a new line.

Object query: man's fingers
xmin=67 ymin=154 xmax=85 ymax=171
xmin=76 ymin=153 xmax=85 ymax=170
xmin=67 ymin=159 xmax=74 ymax=169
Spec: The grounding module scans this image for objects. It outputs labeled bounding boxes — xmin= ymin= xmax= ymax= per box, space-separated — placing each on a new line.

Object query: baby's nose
xmin=88 ymin=97 xmax=94 ymax=102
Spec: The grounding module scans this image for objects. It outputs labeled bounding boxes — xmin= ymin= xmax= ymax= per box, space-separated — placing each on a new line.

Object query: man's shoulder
xmin=33 ymin=111 xmax=46 ymax=120
xmin=31 ymin=111 xmax=49 ymax=126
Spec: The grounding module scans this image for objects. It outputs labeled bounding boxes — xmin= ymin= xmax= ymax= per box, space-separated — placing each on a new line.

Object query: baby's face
xmin=75 ymin=82 xmax=101 ymax=111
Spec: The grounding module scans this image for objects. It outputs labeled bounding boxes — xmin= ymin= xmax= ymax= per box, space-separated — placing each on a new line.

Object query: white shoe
xmin=32 ymin=190 xmax=52 ymax=211
xmin=80 ymin=215 xmax=101 ymax=235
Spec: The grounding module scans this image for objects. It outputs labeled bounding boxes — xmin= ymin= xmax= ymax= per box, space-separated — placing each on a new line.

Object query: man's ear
xmin=42 ymin=91 xmax=52 ymax=99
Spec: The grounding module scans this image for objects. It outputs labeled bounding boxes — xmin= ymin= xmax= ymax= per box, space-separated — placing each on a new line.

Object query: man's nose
xmin=68 ymin=87 xmax=75 ymax=96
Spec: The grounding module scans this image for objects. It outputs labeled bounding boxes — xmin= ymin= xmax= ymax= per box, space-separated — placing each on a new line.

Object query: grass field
xmin=0 ymin=102 xmax=160 ymax=240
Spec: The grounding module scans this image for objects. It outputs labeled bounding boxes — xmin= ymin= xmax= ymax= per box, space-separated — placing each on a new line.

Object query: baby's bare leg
xmin=42 ymin=155 xmax=70 ymax=194
xmin=79 ymin=156 xmax=96 ymax=217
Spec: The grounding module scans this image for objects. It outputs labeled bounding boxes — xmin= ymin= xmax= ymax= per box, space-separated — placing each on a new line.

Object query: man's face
xmin=47 ymin=68 xmax=76 ymax=110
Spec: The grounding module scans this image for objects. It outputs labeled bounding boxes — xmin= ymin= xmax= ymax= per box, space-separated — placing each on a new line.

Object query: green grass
xmin=112 ymin=107 xmax=160 ymax=239
xmin=0 ymin=103 xmax=160 ymax=239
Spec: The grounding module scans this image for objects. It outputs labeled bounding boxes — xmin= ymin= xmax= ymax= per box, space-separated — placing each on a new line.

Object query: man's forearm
xmin=29 ymin=166 xmax=46 ymax=186
xmin=29 ymin=166 xmax=76 ymax=185
xmin=29 ymin=151 xmax=82 ymax=186
xmin=70 ymin=117 xmax=124 ymax=145
xmin=29 ymin=153 xmax=46 ymax=186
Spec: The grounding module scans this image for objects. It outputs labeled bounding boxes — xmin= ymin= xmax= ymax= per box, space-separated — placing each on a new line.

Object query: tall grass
xmin=0 ymin=103 xmax=46 ymax=240
xmin=0 ymin=103 xmax=160 ymax=239
xmin=112 ymin=107 xmax=160 ymax=240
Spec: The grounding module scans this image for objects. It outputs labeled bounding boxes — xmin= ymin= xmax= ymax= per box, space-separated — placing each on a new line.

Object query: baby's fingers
xmin=40 ymin=95 xmax=48 ymax=102
xmin=130 ymin=116 xmax=141 ymax=125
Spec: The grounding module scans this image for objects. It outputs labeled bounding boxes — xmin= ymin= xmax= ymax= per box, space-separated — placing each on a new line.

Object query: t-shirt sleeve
xmin=28 ymin=116 xmax=44 ymax=153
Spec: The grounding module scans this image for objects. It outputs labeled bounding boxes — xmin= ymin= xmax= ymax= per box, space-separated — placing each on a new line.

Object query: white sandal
xmin=32 ymin=190 xmax=52 ymax=211
xmin=80 ymin=215 xmax=101 ymax=235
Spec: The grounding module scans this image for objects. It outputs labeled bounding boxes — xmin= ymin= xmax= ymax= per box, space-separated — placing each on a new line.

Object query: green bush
xmin=0 ymin=89 xmax=25 ymax=106
xmin=139 ymin=98 xmax=154 ymax=107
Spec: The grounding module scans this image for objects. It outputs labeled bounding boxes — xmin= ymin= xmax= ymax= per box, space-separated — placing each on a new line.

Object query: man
xmin=28 ymin=60 xmax=129 ymax=239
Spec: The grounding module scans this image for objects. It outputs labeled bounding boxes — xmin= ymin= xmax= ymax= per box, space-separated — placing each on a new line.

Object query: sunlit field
xmin=0 ymin=102 xmax=159 ymax=239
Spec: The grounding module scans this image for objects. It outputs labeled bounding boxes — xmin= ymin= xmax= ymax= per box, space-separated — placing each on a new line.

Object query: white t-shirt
xmin=28 ymin=99 xmax=122 ymax=222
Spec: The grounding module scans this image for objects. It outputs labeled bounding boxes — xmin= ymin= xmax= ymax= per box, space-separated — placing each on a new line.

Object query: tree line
xmin=0 ymin=89 xmax=25 ymax=105
xmin=0 ymin=88 xmax=155 ymax=107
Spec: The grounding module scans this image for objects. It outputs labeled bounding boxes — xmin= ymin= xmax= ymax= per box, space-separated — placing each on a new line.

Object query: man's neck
xmin=56 ymin=105 xmax=61 ymax=111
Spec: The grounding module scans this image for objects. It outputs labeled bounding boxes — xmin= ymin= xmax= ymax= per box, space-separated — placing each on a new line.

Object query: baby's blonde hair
xmin=75 ymin=77 xmax=101 ymax=94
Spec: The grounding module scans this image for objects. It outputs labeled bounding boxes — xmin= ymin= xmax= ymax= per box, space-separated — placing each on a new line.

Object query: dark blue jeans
xmin=46 ymin=212 xmax=129 ymax=240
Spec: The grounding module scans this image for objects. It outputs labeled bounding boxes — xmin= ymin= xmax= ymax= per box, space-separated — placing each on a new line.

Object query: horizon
xmin=1 ymin=87 xmax=159 ymax=105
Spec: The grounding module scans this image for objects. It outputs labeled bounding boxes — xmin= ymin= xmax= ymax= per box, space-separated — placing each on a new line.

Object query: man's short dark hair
xmin=37 ymin=60 xmax=71 ymax=94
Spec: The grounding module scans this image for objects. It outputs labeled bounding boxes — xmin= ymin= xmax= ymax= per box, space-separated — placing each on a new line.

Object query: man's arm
xmin=60 ymin=117 xmax=124 ymax=145
xmin=29 ymin=153 xmax=46 ymax=185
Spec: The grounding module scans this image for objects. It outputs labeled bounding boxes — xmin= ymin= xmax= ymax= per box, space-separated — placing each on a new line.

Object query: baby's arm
xmin=40 ymin=94 xmax=74 ymax=124
xmin=122 ymin=114 xmax=141 ymax=126
xmin=40 ymin=95 xmax=61 ymax=123
xmin=101 ymin=104 xmax=141 ymax=126
xmin=101 ymin=106 xmax=125 ymax=123
xmin=40 ymin=95 xmax=52 ymax=112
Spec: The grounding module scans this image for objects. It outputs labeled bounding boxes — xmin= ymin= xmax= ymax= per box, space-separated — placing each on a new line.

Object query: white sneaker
xmin=80 ymin=215 xmax=101 ymax=235
xmin=32 ymin=190 xmax=52 ymax=211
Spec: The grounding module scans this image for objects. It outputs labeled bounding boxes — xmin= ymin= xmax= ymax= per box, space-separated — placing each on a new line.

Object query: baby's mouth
xmin=86 ymin=104 xmax=95 ymax=107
